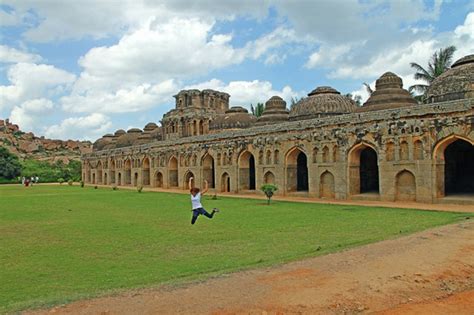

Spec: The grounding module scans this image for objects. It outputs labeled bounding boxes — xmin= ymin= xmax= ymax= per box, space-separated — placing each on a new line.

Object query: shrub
xmin=80 ymin=181 xmax=84 ymax=188
xmin=0 ymin=147 xmax=22 ymax=180
xmin=112 ymin=186 xmax=118 ymax=191
xmin=68 ymin=180 xmax=73 ymax=186
xmin=260 ymin=184 xmax=278 ymax=205
xmin=58 ymin=178 xmax=64 ymax=185
xmin=94 ymin=185 xmax=98 ymax=189
xmin=137 ymin=186 xmax=143 ymax=193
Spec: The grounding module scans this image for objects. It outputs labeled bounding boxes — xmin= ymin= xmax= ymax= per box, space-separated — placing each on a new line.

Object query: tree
xmin=261 ymin=184 xmax=278 ymax=205
xmin=250 ymin=103 xmax=264 ymax=117
xmin=344 ymin=93 xmax=362 ymax=106
xmin=409 ymin=45 xmax=457 ymax=100
xmin=363 ymin=82 xmax=374 ymax=95
xmin=290 ymin=96 xmax=305 ymax=109
xmin=0 ymin=146 xmax=22 ymax=180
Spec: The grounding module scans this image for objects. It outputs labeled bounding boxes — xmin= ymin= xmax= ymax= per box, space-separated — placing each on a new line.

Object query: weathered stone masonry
xmin=82 ymin=55 xmax=474 ymax=205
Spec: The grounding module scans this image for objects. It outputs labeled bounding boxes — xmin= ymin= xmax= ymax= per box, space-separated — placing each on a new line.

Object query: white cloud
xmin=44 ymin=113 xmax=112 ymax=140
xmin=0 ymin=9 xmax=22 ymax=26
xmin=9 ymin=98 xmax=54 ymax=132
xmin=0 ymin=45 xmax=42 ymax=63
xmin=186 ymin=79 xmax=299 ymax=108
xmin=61 ymin=80 xmax=177 ymax=113
xmin=0 ymin=63 xmax=76 ymax=111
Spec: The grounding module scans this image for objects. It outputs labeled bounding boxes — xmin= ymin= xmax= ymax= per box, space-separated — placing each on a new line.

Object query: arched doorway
xmin=444 ymin=139 xmax=474 ymax=195
xmin=134 ymin=172 xmax=139 ymax=187
xmin=264 ymin=171 xmax=275 ymax=184
xmin=124 ymin=159 xmax=132 ymax=185
xmin=221 ymin=173 xmax=230 ymax=192
xmin=96 ymin=161 xmax=103 ymax=184
xmin=142 ymin=157 xmax=150 ymax=186
xmin=202 ymin=154 xmax=215 ymax=188
xmin=238 ymin=151 xmax=256 ymax=190
xmin=348 ymin=143 xmax=379 ymax=195
xmin=395 ymin=170 xmax=416 ymax=201
xmin=286 ymin=148 xmax=308 ymax=192
xmin=184 ymin=171 xmax=194 ymax=189
xmin=92 ymin=173 xmax=96 ymax=184
xmin=118 ymin=172 xmax=122 ymax=186
xmin=109 ymin=159 xmax=116 ymax=184
xmin=320 ymin=171 xmax=335 ymax=198
xmin=104 ymin=173 xmax=108 ymax=185
xmin=168 ymin=156 xmax=178 ymax=187
xmin=155 ymin=172 xmax=163 ymax=188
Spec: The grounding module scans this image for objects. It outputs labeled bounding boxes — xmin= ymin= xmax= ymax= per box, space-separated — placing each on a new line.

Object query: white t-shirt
xmin=191 ymin=192 xmax=203 ymax=210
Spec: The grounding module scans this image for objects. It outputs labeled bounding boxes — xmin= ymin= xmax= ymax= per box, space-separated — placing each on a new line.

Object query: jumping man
xmin=189 ymin=177 xmax=219 ymax=225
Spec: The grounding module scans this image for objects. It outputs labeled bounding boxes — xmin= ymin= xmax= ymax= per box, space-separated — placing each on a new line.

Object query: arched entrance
xmin=444 ymin=139 xmax=474 ymax=195
xmin=142 ymin=157 xmax=150 ymax=186
xmin=92 ymin=173 xmax=96 ymax=184
xmin=104 ymin=173 xmax=108 ymax=185
xmin=124 ymin=159 xmax=132 ymax=185
xmin=286 ymin=148 xmax=308 ymax=192
xmin=202 ymin=154 xmax=215 ymax=188
xmin=96 ymin=161 xmax=103 ymax=184
xmin=348 ymin=143 xmax=379 ymax=195
xmin=264 ymin=171 xmax=275 ymax=184
xmin=184 ymin=171 xmax=194 ymax=189
xmin=155 ymin=172 xmax=163 ymax=188
xmin=109 ymin=159 xmax=116 ymax=184
xmin=320 ymin=171 xmax=335 ymax=198
xmin=238 ymin=151 xmax=256 ymax=190
xmin=118 ymin=172 xmax=122 ymax=186
xmin=168 ymin=156 xmax=178 ymax=187
xmin=221 ymin=172 xmax=230 ymax=192
xmin=133 ymin=172 xmax=139 ymax=187
xmin=395 ymin=170 xmax=416 ymax=201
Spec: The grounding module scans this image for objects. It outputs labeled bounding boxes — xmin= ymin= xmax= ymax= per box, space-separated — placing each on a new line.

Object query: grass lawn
xmin=0 ymin=185 xmax=471 ymax=313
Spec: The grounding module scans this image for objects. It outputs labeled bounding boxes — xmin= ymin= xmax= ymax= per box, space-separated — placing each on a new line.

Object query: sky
xmin=0 ymin=0 xmax=473 ymax=141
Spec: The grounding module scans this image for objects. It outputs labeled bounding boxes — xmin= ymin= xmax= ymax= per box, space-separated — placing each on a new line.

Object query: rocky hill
xmin=0 ymin=118 xmax=92 ymax=163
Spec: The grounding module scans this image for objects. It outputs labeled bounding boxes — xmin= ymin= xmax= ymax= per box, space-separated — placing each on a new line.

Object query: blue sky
xmin=0 ymin=0 xmax=473 ymax=141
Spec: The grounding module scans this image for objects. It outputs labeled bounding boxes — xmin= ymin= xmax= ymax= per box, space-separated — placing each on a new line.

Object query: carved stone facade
xmin=83 ymin=55 xmax=474 ymax=205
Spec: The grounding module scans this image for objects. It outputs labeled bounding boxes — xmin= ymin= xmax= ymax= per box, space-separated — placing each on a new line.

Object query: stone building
xmin=82 ymin=55 xmax=474 ymax=205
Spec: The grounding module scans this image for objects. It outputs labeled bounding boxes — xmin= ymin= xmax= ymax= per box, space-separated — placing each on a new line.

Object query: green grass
xmin=0 ymin=185 xmax=471 ymax=313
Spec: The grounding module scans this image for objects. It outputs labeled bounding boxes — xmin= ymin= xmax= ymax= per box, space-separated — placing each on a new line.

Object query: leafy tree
xmin=363 ymin=82 xmax=374 ymax=95
xmin=0 ymin=147 xmax=22 ymax=180
xmin=290 ymin=96 xmax=305 ymax=109
xmin=409 ymin=45 xmax=457 ymax=101
xmin=250 ymin=103 xmax=264 ymax=117
xmin=261 ymin=184 xmax=278 ymax=205
xmin=344 ymin=93 xmax=362 ymax=106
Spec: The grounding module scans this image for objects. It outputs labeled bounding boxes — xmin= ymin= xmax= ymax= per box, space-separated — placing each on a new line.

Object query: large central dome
xmin=289 ymin=86 xmax=357 ymax=120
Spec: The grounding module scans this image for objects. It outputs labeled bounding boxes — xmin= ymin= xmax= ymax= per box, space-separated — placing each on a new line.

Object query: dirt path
xmin=28 ymin=220 xmax=474 ymax=315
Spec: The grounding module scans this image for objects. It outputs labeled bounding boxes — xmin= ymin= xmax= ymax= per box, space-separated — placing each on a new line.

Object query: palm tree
xmin=408 ymin=45 xmax=456 ymax=100
xmin=250 ymin=103 xmax=264 ymax=117
xmin=363 ymin=82 xmax=374 ymax=95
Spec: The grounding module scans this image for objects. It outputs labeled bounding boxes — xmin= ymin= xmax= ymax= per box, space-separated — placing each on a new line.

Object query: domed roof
xmin=289 ymin=86 xmax=357 ymax=120
xmin=256 ymin=96 xmax=289 ymax=125
xmin=357 ymin=72 xmax=417 ymax=112
xmin=116 ymin=131 xmax=141 ymax=148
xmin=210 ymin=106 xmax=256 ymax=130
xmin=143 ymin=122 xmax=158 ymax=132
xmin=127 ymin=128 xmax=142 ymax=134
xmin=426 ymin=54 xmax=474 ymax=103
xmin=92 ymin=133 xmax=116 ymax=151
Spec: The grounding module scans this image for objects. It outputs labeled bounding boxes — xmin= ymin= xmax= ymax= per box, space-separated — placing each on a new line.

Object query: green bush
xmin=0 ymin=147 xmax=22 ymax=180
xmin=112 ymin=186 xmax=118 ymax=191
xmin=58 ymin=178 xmax=64 ymax=184
xmin=80 ymin=181 xmax=84 ymax=188
xmin=94 ymin=185 xmax=98 ymax=189
xmin=137 ymin=186 xmax=143 ymax=193
xmin=20 ymin=159 xmax=82 ymax=183
xmin=261 ymin=184 xmax=278 ymax=205
xmin=68 ymin=180 xmax=73 ymax=186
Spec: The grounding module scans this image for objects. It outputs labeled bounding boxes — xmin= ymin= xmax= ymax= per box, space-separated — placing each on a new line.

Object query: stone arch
xmin=322 ymin=146 xmax=329 ymax=163
xmin=264 ymin=171 xmax=275 ymax=184
xmin=433 ymin=135 xmax=474 ymax=197
xmin=319 ymin=171 xmax=335 ymax=199
xmin=142 ymin=157 xmax=150 ymax=186
xmin=286 ymin=147 xmax=309 ymax=192
xmin=274 ymin=150 xmax=280 ymax=164
xmin=258 ymin=150 xmax=264 ymax=165
xmin=348 ymin=142 xmax=379 ymax=195
xmin=118 ymin=172 xmax=122 ymax=186
xmin=312 ymin=147 xmax=318 ymax=163
xmin=238 ymin=151 xmax=256 ymax=190
xmin=395 ymin=170 xmax=416 ymax=201
xmin=96 ymin=161 xmax=103 ymax=184
xmin=168 ymin=156 xmax=178 ymax=187
xmin=124 ymin=159 xmax=132 ymax=185
xmin=333 ymin=145 xmax=339 ymax=163
xmin=202 ymin=153 xmax=215 ymax=188
xmin=221 ymin=172 xmax=230 ymax=192
xmin=92 ymin=172 xmax=96 ymax=184
xmin=386 ymin=142 xmax=395 ymax=161
xmin=400 ymin=140 xmax=409 ymax=160
xmin=133 ymin=172 xmax=139 ymax=187
xmin=266 ymin=150 xmax=272 ymax=165
xmin=184 ymin=170 xmax=195 ymax=189
xmin=109 ymin=159 xmax=116 ymax=184
xmin=414 ymin=140 xmax=423 ymax=160
xmin=155 ymin=171 xmax=163 ymax=188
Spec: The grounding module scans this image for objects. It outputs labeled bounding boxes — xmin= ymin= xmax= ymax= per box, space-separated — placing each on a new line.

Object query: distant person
xmin=30 ymin=176 xmax=34 ymax=186
xmin=21 ymin=177 xmax=25 ymax=185
xmin=25 ymin=178 xmax=30 ymax=187
xmin=35 ymin=176 xmax=39 ymax=184
xmin=189 ymin=177 xmax=219 ymax=225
